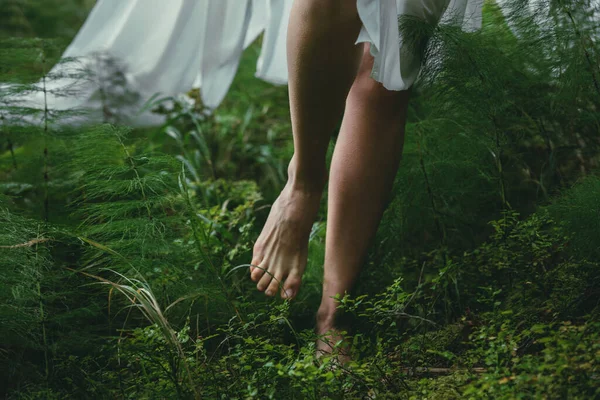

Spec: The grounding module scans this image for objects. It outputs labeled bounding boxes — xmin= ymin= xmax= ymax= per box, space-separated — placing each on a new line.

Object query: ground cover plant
xmin=1 ymin=0 xmax=599 ymax=398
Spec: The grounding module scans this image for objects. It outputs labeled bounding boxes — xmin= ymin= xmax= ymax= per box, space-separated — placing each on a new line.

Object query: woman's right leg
xmin=250 ymin=0 xmax=363 ymax=298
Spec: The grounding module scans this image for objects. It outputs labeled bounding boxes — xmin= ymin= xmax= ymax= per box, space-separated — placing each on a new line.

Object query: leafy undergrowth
xmin=2 ymin=0 xmax=600 ymax=398
xmin=1 ymin=122 xmax=598 ymax=398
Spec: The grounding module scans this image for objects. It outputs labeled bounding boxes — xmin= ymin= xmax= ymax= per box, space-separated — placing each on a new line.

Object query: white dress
xmin=3 ymin=0 xmax=484 ymax=123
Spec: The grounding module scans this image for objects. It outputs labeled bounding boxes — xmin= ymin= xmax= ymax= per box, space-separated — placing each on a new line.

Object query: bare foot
xmin=316 ymin=309 xmax=351 ymax=363
xmin=250 ymin=182 xmax=322 ymax=299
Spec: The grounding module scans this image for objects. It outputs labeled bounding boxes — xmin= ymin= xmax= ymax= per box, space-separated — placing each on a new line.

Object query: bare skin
xmin=250 ymin=0 xmax=363 ymax=299
xmin=249 ymin=166 xmax=322 ymax=298
xmin=316 ymin=45 xmax=410 ymax=356
xmin=250 ymin=0 xmax=410 ymax=358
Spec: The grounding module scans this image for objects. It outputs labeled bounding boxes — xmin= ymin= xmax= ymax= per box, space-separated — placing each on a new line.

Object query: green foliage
xmin=0 ymin=205 xmax=51 ymax=381
xmin=157 ymin=48 xmax=292 ymax=200
xmin=463 ymin=321 xmax=600 ymax=399
xmin=337 ymin=206 xmax=600 ymax=399
xmin=0 ymin=0 xmax=94 ymax=39
xmin=547 ymin=175 xmax=600 ymax=259
xmin=377 ymin=0 xmax=600 ymax=263
xmin=1 ymin=0 xmax=600 ymax=398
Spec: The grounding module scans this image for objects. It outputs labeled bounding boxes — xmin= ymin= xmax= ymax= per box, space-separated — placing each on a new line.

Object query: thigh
xmin=353 ymin=43 xmax=411 ymax=104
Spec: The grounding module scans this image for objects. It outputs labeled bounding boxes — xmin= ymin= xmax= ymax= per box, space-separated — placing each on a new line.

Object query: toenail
xmin=265 ymin=290 xmax=273 ymax=296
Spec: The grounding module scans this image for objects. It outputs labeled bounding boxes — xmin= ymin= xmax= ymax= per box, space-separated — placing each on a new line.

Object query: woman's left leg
xmin=316 ymin=44 xmax=411 ymax=352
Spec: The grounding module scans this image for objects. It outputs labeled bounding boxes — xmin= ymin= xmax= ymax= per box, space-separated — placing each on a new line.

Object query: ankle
xmin=286 ymin=156 xmax=327 ymax=193
xmin=316 ymin=304 xmax=339 ymax=333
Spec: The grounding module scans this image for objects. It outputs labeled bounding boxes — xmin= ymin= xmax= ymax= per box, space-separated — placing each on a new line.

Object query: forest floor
xmin=1 ymin=2 xmax=600 ymax=399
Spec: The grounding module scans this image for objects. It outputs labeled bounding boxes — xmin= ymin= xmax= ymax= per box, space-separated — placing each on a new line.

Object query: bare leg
xmin=250 ymin=0 xmax=363 ymax=298
xmin=316 ymin=44 xmax=410 ymax=354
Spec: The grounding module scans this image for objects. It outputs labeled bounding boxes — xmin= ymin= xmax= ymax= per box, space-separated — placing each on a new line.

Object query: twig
xmin=392 ymin=312 xmax=439 ymax=327
xmin=404 ymin=262 xmax=426 ymax=310
xmin=0 ymin=238 xmax=51 ymax=248
xmin=401 ymin=366 xmax=486 ymax=375
xmin=416 ymin=127 xmax=446 ymax=246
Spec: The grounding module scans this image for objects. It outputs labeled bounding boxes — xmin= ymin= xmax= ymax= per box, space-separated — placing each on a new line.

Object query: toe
xmin=250 ymin=263 xmax=266 ymax=282
xmin=281 ymin=272 xmax=302 ymax=299
xmin=250 ymin=242 xmax=264 ymax=274
xmin=265 ymin=273 xmax=283 ymax=297
xmin=256 ymin=270 xmax=273 ymax=292
xmin=249 ymin=256 xmax=262 ymax=275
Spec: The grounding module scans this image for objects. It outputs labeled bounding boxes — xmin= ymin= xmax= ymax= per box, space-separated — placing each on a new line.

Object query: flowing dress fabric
xmin=3 ymin=0 xmax=484 ymax=123
xmin=355 ymin=0 xmax=483 ymax=91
